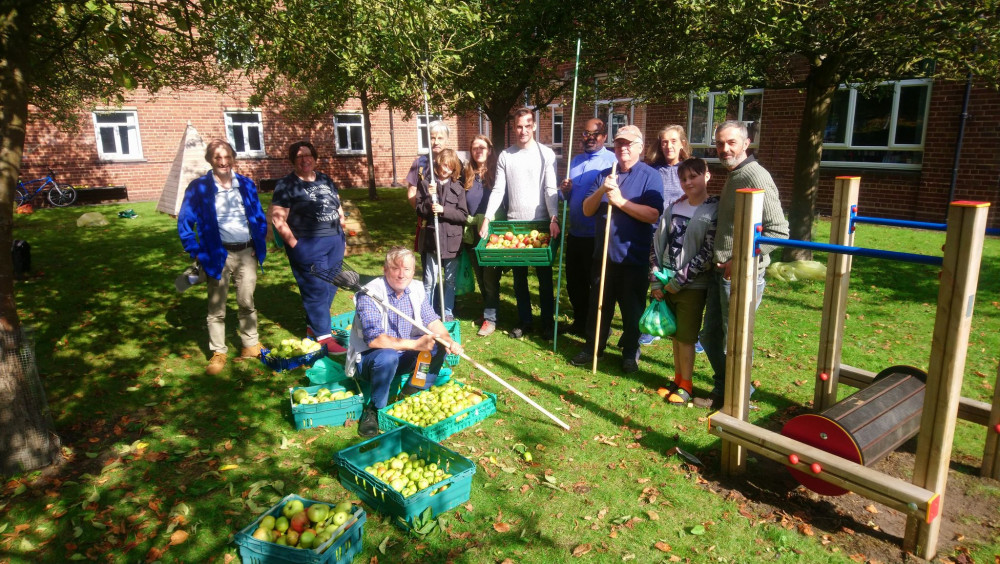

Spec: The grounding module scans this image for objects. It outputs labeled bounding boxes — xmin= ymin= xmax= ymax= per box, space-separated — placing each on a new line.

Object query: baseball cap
xmin=614 ymin=125 xmax=643 ymax=143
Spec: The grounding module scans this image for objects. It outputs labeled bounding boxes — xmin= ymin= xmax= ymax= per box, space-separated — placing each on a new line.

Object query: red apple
xmin=489 ymin=234 xmax=499 ymax=244
xmin=290 ymin=511 xmax=310 ymax=533
xmin=504 ymin=231 xmax=514 ymax=241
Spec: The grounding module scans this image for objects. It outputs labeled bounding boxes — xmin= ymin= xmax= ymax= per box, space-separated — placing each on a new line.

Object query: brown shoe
xmin=206 ymin=352 xmax=228 ymax=376
xmin=240 ymin=342 xmax=264 ymax=359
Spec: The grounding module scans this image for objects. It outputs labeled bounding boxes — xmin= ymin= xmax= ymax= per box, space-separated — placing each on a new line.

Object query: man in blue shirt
xmin=344 ymin=246 xmax=463 ymax=437
xmin=570 ymin=126 xmax=664 ymax=374
xmin=559 ymin=118 xmax=616 ymax=336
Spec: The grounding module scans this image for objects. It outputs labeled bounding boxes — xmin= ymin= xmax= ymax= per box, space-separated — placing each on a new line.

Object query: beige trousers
xmin=206 ymin=247 xmax=258 ymax=354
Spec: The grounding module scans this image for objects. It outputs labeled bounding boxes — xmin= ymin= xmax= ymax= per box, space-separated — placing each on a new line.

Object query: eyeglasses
xmin=582 ymin=130 xmax=602 ymax=138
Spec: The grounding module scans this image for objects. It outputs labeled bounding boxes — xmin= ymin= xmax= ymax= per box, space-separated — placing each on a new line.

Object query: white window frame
xmin=550 ymin=105 xmax=564 ymax=146
xmin=417 ymin=114 xmax=443 ymax=154
xmin=687 ymin=89 xmax=763 ymax=159
xmin=820 ymin=79 xmax=931 ymax=171
xmin=92 ymin=110 xmax=144 ymax=161
xmin=334 ymin=113 xmax=366 ymax=155
xmin=224 ymin=110 xmax=266 ymax=158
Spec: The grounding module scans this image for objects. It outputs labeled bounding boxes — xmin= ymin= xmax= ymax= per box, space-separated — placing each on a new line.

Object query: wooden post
xmin=982 ymin=361 xmax=1000 ymax=480
xmin=904 ymin=201 xmax=989 ymax=559
xmin=814 ymin=177 xmax=859 ymax=410
xmin=720 ymin=189 xmax=763 ymax=475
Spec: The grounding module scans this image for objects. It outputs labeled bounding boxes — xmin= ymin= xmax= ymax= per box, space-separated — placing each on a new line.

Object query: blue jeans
xmin=286 ymin=234 xmax=345 ymax=337
xmin=356 ymin=345 xmax=447 ymax=409
xmin=512 ymin=265 xmax=553 ymax=328
xmin=701 ymin=270 xmax=766 ymax=398
xmin=422 ymin=252 xmax=458 ymax=318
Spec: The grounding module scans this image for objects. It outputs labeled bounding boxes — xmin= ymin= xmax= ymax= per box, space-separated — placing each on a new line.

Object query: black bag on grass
xmin=12 ymin=239 xmax=31 ymax=279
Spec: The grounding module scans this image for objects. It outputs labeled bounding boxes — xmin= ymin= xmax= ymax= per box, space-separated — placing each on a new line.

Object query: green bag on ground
xmin=767 ymin=260 xmax=826 ymax=282
xmin=455 ymin=252 xmax=475 ymax=296
xmin=305 ymin=356 xmax=346 ymax=385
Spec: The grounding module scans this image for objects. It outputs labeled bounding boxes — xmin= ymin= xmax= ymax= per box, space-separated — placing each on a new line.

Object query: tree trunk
xmin=784 ymin=56 xmax=842 ymax=261
xmin=359 ymin=87 xmax=378 ymax=200
xmin=1 ymin=20 xmax=61 ymax=476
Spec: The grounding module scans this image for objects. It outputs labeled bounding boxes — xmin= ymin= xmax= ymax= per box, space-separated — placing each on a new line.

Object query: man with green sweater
xmin=693 ymin=121 xmax=788 ymax=409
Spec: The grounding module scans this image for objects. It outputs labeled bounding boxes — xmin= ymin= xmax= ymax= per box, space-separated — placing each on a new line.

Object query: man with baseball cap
xmin=570 ymin=125 xmax=664 ymax=374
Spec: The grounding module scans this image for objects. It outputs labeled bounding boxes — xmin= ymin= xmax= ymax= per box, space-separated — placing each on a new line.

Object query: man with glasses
xmin=559 ymin=118 xmax=616 ymax=336
xmin=570 ymin=125 xmax=664 ymax=373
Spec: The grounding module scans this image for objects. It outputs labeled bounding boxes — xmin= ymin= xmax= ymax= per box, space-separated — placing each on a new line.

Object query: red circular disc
xmin=781 ymin=414 xmax=862 ymax=496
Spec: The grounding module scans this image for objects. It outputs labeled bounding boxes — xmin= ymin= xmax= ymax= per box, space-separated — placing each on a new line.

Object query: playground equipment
xmin=707 ymin=176 xmax=994 ymax=559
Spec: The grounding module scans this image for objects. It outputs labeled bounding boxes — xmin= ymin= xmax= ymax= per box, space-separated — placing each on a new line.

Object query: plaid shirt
xmin=357 ymin=279 xmax=438 ymax=345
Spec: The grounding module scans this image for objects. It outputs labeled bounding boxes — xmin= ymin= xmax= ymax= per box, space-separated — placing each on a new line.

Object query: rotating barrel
xmin=780 ymin=366 xmax=926 ymax=495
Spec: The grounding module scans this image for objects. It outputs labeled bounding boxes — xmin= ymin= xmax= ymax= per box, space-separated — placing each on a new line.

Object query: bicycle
xmin=15 ymin=168 xmax=77 ymax=207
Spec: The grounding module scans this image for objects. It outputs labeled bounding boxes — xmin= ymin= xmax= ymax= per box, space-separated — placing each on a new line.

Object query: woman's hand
xmin=432 ymin=203 xmax=444 ymax=214
xmin=651 ymin=288 xmax=664 ymax=300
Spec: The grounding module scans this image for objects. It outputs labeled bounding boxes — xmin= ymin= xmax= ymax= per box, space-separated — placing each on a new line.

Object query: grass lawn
xmin=3 ymin=188 xmax=1000 ymax=563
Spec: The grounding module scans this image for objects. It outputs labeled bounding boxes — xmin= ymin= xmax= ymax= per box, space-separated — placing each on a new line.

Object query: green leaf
xmin=689 ymin=524 xmax=706 ymax=535
xmin=13 ymin=484 xmax=26 ymax=496
xmin=378 ymin=535 xmax=390 ymax=555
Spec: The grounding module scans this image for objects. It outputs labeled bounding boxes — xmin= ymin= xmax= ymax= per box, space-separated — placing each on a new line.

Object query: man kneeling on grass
xmin=344 ymin=246 xmax=463 ymax=438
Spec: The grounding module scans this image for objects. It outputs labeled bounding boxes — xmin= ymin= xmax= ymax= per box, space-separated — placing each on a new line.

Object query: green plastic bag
xmin=305 ymin=356 xmax=346 ymax=385
xmin=455 ymin=252 xmax=475 ymax=296
xmin=640 ymin=299 xmax=676 ymax=337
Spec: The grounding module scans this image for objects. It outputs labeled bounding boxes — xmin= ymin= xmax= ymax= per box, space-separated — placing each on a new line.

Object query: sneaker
xmin=569 ymin=350 xmax=604 ymax=367
xmin=622 ymin=358 xmax=639 ymax=374
xmin=477 ymin=320 xmax=496 ymax=337
xmin=509 ymin=326 xmax=532 ymax=339
xmin=638 ymin=333 xmax=659 ymax=346
xmin=239 ymin=342 xmax=264 ymax=359
xmin=694 ymin=340 xmax=705 ymax=354
xmin=693 ymin=394 xmax=723 ymax=409
xmin=206 ymin=352 xmax=227 ymax=376
xmin=358 ymin=405 xmax=379 ymax=438
xmin=318 ymin=336 xmax=347 ymax=356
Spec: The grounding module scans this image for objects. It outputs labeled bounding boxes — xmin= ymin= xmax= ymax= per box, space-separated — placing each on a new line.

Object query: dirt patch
xmin=695 ymin=445 xmax=1000 ymax=562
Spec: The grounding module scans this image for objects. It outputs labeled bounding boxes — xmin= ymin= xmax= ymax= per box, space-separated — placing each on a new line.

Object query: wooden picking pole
xmin=904 ymin=201 xmax=988 ymax=559
xmin=719 ymin=188 xmax=763 ymax=474
xmin=592 ymin=162 xmax=617 ymax=374
xmin=814 ymin=177 xmax=859 ymax=411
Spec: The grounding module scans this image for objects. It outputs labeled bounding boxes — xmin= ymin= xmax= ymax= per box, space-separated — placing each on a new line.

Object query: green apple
xmin=274 ymin=516 xmax=289 ymax=533
xmin=282 ymin=499 xmax=305 ymax=519
xmin=331 ymin=510 xmax=349 ymax=527
xmin=260 ymin=515 xmax=275 ymax=531
xmin=306 ymin=503 xmax=330 ymax=524
xmin=333 ymin=501 xmax=352 ymax=515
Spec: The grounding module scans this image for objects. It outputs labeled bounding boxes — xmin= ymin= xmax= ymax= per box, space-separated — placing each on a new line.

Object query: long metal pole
xmin=592 ymin=162 xmax=616 ymax=373
xmin=553 ymin=38 xmax=582 ymax=351
xmin=359 ymin=288 xmax=571 ymax=431
xmin=422 ymin=77 xmax=447 ymax=320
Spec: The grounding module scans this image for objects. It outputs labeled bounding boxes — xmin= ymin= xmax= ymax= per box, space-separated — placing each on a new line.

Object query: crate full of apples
xmin=234 ymin=493 xmax=365 ymax=564
xmin=474 ymin=220 xmax=559 ymax=267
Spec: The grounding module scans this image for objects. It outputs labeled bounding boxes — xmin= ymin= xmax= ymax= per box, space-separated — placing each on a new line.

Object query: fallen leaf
xmin=168 ymin=530 xmax=188 ymax=546
xmin=571 ymin=543 xmax=592 ymax=557
xmin=493 ymin=522 xmax=510 ymax=533
xmin=219 ymin=464 xmax=239 ymax=471
xmin=654 ymin=541 xmax=671 ymax=552
xmin=864 ymin=504 xmax=878 ymax=514
xmin=647 ymin=510 xmax=659 ymax=521
xmin=798 ymin=523 xmax=814 ymax=536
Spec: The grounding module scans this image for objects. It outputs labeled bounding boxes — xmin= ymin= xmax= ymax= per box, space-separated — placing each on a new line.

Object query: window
xmin=687 ymin=89 xmax=763 ymax=159
xmin=224 ymin=111 xmax=265 ymax=157
xmin=821 ymin=79 xmax=930 ymax=169
xmin=595 ymin=100 xmax=634 ymax=146
xmin=417 ymin=114 xmax=443 ymax=154
xmin=92 ymin=110 xmax=143 ymax=160
xmin=552 ymin=110 xmax=563 ymax=145
xmin=334 ymin=113 xmax=366 ymax=155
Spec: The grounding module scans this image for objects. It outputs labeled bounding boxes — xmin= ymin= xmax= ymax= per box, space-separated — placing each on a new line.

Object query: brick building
xmin=21 ymin=74 xmax=1000 ymax=227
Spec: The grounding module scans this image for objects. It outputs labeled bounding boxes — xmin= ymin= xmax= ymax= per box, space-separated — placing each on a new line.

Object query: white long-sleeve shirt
xmin=485 ymin=141 xmax=558 ymax=221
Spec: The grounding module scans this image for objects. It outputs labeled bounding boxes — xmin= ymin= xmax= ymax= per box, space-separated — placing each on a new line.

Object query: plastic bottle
xmin=411 ymin=350 xmax=432 ymax=387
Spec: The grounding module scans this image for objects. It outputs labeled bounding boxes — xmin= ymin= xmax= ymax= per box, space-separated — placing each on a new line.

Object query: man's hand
xmin=717 ymin=260 xmax=732 ymax=280
xmin=445 ymin=339 xmax=463 ymax=356
xmin=478 ymin=217 xmax=491 ymax=238
xmin=414 ymin=334 xmax=436 ymax=352
xmin=651 ymin=288 xmax=664 ymax=300
xmin=605 ymin=183 xmax=626 ymax=208
xmin=549 ymin=218 xmax=560 ymax=238
xmin=559 ymin=178 xmax=572 ymax=195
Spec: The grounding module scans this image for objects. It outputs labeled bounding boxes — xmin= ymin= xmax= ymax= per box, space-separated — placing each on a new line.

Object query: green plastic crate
xmin=474 ymin=220 xmax=559 ymax=267
xmin=332 ymin=312 xmax=460 ymax=367
xmin=234 ymin=493 xmax=365 ymax=564
xmin=290 ymin=380 xmax=364 ymax=430
xmin=333 ymin=426 xmax=475 ymax=529
xmin=376 ymin=380 xmax=497 ymax=442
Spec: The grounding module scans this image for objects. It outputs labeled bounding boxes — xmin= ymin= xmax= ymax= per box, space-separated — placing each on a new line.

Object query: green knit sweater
xmin=713 ymin=157 xmax=789 ymax=275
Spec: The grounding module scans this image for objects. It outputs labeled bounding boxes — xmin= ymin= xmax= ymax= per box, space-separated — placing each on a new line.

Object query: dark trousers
xmin=584 ymin=261 xmax=649 ymax=360
xmin=357 ymin=345 xmax=447 ymax=409
xmin=512 ymin=265 xmax=554 ymax=328
xmin=564 ymin=235 xmax=595 ymax=330
xmin=286 ymin=234 xmax=346 ymax=336
xmin=467 ymin=247 xmax=502 ymax=321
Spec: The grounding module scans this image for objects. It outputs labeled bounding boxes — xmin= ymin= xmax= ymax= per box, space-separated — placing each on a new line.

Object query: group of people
xmin=176 ymin=112 xmax=787 ymax=440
